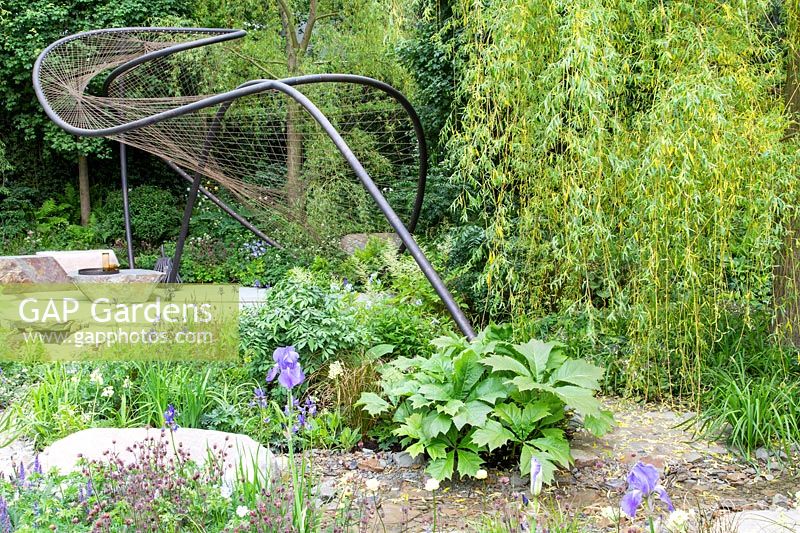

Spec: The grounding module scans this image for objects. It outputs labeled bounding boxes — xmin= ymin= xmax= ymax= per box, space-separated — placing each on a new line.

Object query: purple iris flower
xmin=164 ymin=404 xmax=179 ymax=431
xmin=620 ymin=462 xmax=674 ymax=518
xmin=266 ymin=346 xmax=305 ymax=390
xmin=250 ymin=387 xmax=268 ymax=408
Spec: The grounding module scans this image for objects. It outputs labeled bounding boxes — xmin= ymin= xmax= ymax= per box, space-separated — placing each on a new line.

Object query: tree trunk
xmin=78 ymin=154 xmax=90 ymax=226
xmin=774 ymin=2 xmax=800 ymax=346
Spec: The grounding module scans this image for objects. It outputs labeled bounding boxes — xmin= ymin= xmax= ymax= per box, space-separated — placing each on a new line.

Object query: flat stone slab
xmin=39 ymin=427 xmax=282 ymax=485
xmin=713 ymin=510 xmax=800 ymax=532
xmin=36 ymin=250 xmax=119 ymax=274
xmin=340 ymin=232 xmax=402 ymax=254
xmin=0 ymin=255 xmax=69 ymax=285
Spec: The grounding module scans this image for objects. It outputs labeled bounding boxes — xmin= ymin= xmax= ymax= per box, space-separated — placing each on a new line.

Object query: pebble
xmin=772 ymin=493 xmax=790 ymax=509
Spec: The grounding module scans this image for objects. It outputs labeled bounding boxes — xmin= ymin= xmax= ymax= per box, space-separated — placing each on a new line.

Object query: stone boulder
xmin=0 ymin=255 xmax=69 ymax=285
xmin=39 ymin=427 xmax=283 ymax=485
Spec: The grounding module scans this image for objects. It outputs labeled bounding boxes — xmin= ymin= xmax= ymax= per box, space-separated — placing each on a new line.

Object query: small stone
xmin=392 ymin=452 xmax=419 ymax=468
xmin=510 ymin=474 xmax=528 ymax=488
xmin=361 ymin=448 xmax=375 ymax=457
xmin=358 ymin=457 xmax=385 ymax=473
xmin=755 ymin=447 xmax=770 ymax=461
xmin=571 ymin=447 xmax=601 ymax=468
xmin=719 ymin=499 xmax=747 ymax=512
xmin=772 ymin=493 xmax=790 ymax=509
xmin=682 ymin=451 xmax=704 ymax=464
xmin=345 ymin=459 xmax=358 ymax=470
xmin=317 ymin=480 xmax=337 ymax=502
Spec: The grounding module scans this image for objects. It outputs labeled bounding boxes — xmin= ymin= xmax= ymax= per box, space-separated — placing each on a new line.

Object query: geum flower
xmin=621 ymin=462 xmax=674 ymax=518
xmin=266 ymin=346 xmax=305 ymax=390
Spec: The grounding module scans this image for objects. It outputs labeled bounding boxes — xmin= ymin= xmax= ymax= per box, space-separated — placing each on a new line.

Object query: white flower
xmin=665 ymin=509 xmax=694 ymax=531
xmin=600 ymin=506 xmax=619 ymax=522
xmin=89 ymin=368 xmax=103 ymax=385
xmin=219 ymin=485 xmax=232 ymax=499
xmin=365 ymin=478 xmax=380 ymax=492
xmin=328 ymin=361 xmax=344 ymax=380
xmin=122 ymin=377 xmax=132 ymax=389
xmin=236 ymin=505 xmax=249 ymax=518
xmin=101 ymin=386 xmax=114 ymax=398
xmin=424 ymin=478 xmax=440 ymax=491
xmin=475 ymin=469 xmax=488 ymax=480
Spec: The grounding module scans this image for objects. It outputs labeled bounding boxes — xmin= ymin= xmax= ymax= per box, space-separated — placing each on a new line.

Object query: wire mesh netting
xmin=36 ymin=29 xmax=423 ymax=250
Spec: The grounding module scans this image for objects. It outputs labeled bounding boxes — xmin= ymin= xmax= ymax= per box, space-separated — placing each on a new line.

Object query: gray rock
xmin=755 ymin=447 xmax=770 ymax=461
xmin=682 ymin=451 xmax=704 ymax=464
xmin=392 ymin=451 xmax=420 ymax=468
xmin=772 ymin=493 xmax=791 ymax=509
xmin=571 ymin=447 xmax=600 ymax=467
xmin=510 ymin=473 xmax=528 ymax=488
xmin=317 ymin=480 xmax=337 ymax=502
xmin=39 ymin=427 xmax=282 ymax=486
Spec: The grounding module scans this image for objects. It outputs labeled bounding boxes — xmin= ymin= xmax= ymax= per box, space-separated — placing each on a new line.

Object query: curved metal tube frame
xmin=32 ymin=28 xmax=475 ymax=339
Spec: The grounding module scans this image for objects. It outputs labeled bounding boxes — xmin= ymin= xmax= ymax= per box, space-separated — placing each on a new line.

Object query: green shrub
xmin=97 ymin=185 xmax=181 ymax=245
xmin=358 ymin=324 xmax=613 ymax=482
xmin=240 ymin=268 xmax=373 ymax=379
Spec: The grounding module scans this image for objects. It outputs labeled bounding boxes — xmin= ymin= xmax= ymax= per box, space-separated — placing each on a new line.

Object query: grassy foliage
xmin=448 ymin=0 xmax=800 ymax=398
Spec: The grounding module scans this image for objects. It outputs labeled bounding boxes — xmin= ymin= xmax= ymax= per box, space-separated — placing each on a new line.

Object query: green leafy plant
xmin=358 ymin=324 xmax=613 ymax=482
xmin=240 ymin=268 xmax=373 ymax=378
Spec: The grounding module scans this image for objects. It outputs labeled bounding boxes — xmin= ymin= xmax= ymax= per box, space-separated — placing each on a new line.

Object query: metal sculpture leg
xmin=164 ymin=159 xmax=282 ymax=249
xmin=168 ymin=171 xmax=202 ymax=283
xmin=120 ymin=143 xmax=135 ymax=268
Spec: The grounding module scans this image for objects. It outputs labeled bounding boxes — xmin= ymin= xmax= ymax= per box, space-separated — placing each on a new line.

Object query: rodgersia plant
xmin=358 ymin=324 xmax=613 ymax=482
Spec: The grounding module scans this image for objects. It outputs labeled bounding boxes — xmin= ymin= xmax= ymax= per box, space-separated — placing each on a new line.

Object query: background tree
xmin=0 ymin=0 xmax=193 ymax=227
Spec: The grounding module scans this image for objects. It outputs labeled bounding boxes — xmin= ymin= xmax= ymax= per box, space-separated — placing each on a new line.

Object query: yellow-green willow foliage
xmin=448 ymin=0 xmax=800 ymax=397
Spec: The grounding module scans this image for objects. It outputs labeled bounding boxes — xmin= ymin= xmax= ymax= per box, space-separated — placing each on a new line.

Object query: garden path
xmin=314 ymin=398 xmax=799 ymax=532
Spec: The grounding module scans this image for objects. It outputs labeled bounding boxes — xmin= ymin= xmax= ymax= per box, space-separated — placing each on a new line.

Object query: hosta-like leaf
xmin=513 ymin=339 xmax=557 ymax=378
xmin=482 ymin=354 xmax=531 ymax=377
xmin=426 ymin=451 xmax=455 ymax=480
xmin=438 ymin=399 xmax=465 ymax=417
xmin=356 ymin=393 xmax=391 ymax=416
xmin=406 ymin=441 xmax=425 ymax=458
xmin=584 ymin=409 xmax=615 ymax=436
xmin=418 ymin=383 xmax=452 ymax=402
xmin=452 ymin=401 xmax=493 ymax=430
xmin=470 ymin=419 xmax=514 ymax=451
xmin=426 ymin=440 xmax=448 ymax=460
xmin=549 ymin=359 xmax=604 ymax=390
xmin=393 ymin=413 xmax=423 ymax=439
xmin=528 ymin=428 xmax=571 ymax=468
xmin=456 ymin=450 xmax=483 ymax=478
xmin=423 ymin=412 xmax=453 ymax=438
xmin=471 ymin=376 xmax=510 ymax=404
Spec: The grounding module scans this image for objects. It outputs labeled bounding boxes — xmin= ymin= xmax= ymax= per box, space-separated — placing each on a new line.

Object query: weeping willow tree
xmin=447 ymin=0 xmax=800 ymax=398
